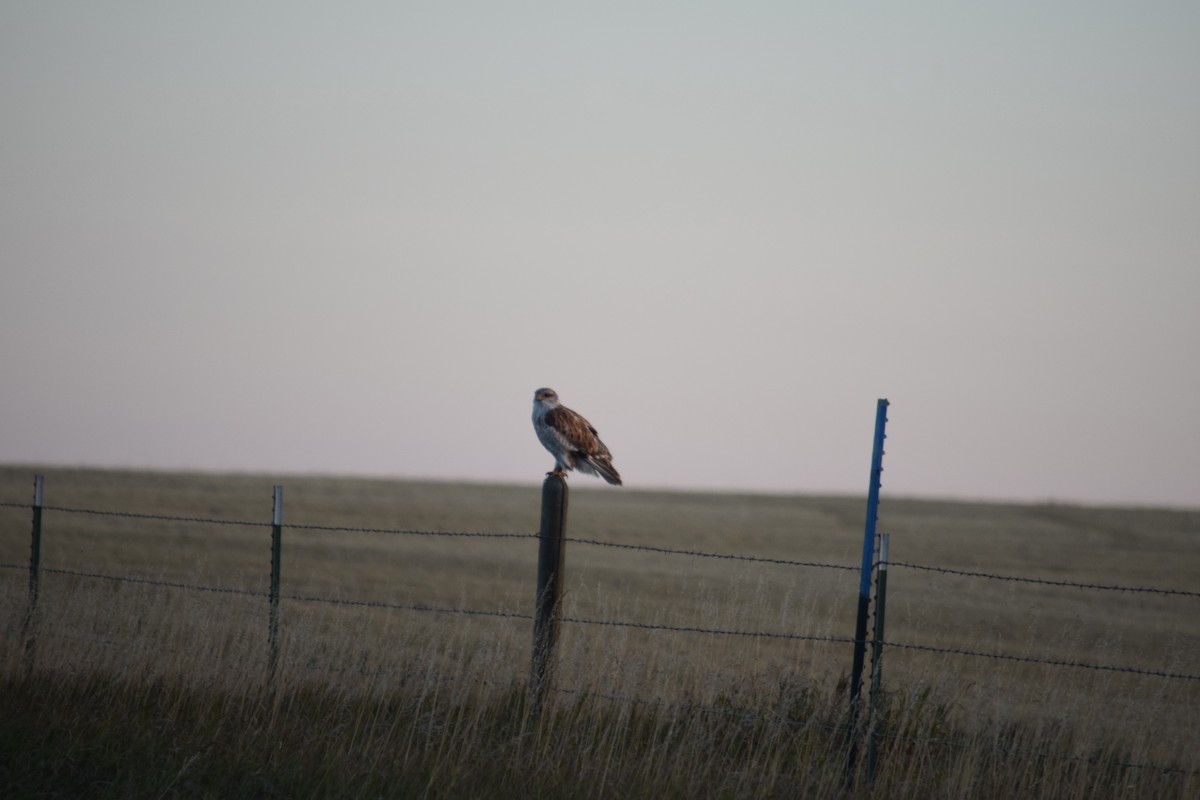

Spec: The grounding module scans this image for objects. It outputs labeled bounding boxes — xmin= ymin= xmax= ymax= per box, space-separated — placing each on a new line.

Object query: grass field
xmin=1 ymin=465 xmax=1197 ymax=798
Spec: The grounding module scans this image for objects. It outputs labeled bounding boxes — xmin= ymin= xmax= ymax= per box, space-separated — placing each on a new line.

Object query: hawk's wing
xmin=545 ymin=405 xmax=610 ymax=456
xmin=546 ymin=405 xmax=621 ymax=485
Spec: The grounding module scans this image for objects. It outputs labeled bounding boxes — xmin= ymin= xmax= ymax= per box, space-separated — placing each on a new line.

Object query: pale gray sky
xmin=2 ymin=2 xmax=1198 ymax=507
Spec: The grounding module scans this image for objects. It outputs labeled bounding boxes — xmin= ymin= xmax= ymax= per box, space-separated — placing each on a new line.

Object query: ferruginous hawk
xmin=532 ymin=388 xmax=622 ymax=485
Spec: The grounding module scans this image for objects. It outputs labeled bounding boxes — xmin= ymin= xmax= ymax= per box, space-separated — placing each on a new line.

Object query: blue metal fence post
xmin=846 ymin=398 xmax=889 ymax=779
xmin=867 ymin=533 xmax=891 ymax=783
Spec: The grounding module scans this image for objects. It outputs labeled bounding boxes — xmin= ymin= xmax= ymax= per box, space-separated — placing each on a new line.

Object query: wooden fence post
xmin=269 ymin=485 xmax=283 ymax=683
xmin=22 ymin=474 xmax=44 ymax=672
xmin=529 ymin=474 xmax=568 ymax=711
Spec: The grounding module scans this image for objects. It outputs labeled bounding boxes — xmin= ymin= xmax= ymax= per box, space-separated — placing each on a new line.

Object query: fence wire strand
xmin=284 ymin=592 xmax=534 ymax=621
xmin=569 ymin=535 xmax=858 ymax=571
xmin=890 ymin=560 xmax=1200 ymax=598
xmin=39 ymin=566 xmax=267 ymax=597
xmin=14 ymin=563 xmax=850 ymax=643
xmin=881 ymin=639 xmax=1200 ymax=681
xmin=561 ymin=614 xmax=856 ymax=643
xmin=1 ymin=499 xmax=858 ymax=570
xmin=287 ymin=522 xmax=534 ymax=540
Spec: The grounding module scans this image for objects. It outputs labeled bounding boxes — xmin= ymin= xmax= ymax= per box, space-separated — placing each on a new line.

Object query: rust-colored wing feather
xmin=545 ymin=405 xmax=622 ymax=486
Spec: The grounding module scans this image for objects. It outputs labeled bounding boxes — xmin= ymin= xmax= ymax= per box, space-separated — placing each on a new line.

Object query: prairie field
xmin=0 ymin=465 xmax=1197 ymax=798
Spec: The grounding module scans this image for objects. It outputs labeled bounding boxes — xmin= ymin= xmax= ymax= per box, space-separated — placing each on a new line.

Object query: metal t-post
xmin=847 ymin=399 xmax=888 ymax=780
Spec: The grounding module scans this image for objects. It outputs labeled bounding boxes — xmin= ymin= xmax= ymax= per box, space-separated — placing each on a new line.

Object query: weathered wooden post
xmin=22 ymin=474 xmax=44 ymax=672
xmin=269 ymin=485 xmax=283 ymax=683
xmin=529 ymin=473 xmax=568 ymax=712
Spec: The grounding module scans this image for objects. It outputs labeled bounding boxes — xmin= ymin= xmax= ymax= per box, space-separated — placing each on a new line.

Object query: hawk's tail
xmin=580 ymin=455 xmax=622 ymax=486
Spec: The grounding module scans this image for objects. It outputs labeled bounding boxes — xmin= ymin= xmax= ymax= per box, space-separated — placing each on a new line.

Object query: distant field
xmin=2 ymin=465 xmax=1198 ymax=796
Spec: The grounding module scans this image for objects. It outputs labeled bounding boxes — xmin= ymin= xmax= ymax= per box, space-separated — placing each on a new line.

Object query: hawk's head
xmin=533 ymin=388 xmax=559 ymax=408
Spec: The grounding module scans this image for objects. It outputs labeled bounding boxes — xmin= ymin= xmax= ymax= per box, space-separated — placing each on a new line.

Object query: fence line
xmin=9 ymin=500 xmax=1195 ymax=595
xmin=5 ymin=481 xmax=1199 ymax=783
xmin=0 ymin=500 xmax=535 ymax=541
xmin=3 ymin=561 xmax=852 ymax=644
xmin=0 ymin=499 xmax=861 ymax=571
xmin=6 ymin=558 xmax=1195 ymax=681
xmin=2 ymin=501 xmax=1196 ymax=663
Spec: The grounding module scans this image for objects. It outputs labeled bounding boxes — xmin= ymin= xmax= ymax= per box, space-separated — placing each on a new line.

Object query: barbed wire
xmin=0 ymin=499 xmax=858 ymax=569
xmin=273 ymin=586 xmax=854 ymax=643
xmin=569 ymin=535 xmax=859 ymax=571
xmin=0 ymin=498 xmax=536 ymax=540
xmin=12 ymin=562 xmax=853 ymax=644
xmin=10 ymin=500 xmax=1195 ymax=596
xmin=39 ymin=566 xmax=267 ymax=597
xmin=283 ymin=592 xmax=534 ymax=622
xmin=889 ymin=561 xmax=1200 ymax=598
xmin=881 ymin=639 xmax=1200 ymax=681
xmin=561 ymin=614 xmax=857 ymax=643
xmin=3 ymin=502 xmax=272 ymax=528
xmin=286 ymin=522 xmax=534 ymax=540
xmin=17 ymin=562 xmax=1196 ymax=684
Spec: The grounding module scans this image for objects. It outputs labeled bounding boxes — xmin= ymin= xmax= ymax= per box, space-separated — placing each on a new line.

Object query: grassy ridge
xmin=1 ymin=466 xmax=1198 ymax=797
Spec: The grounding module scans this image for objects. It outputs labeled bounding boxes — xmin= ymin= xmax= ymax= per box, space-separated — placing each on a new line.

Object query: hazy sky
xmin=2 ymin=2 xmax=1198 ymax=508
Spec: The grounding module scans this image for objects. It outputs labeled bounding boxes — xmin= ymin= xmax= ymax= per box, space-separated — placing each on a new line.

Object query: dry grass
xmin=1 ymin=465 xmax=1198 ymax=798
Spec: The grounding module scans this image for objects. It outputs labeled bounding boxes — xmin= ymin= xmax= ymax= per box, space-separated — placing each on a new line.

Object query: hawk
xmin=531 ymin=388 xmax=622 ymax=485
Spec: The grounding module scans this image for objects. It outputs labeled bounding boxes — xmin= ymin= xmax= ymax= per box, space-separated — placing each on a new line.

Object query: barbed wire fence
xmin=1 ymin=481 xmax=1198 ymax=781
